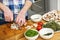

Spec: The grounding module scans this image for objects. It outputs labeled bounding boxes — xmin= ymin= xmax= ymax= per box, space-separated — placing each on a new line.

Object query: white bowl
xmin=30 ymin=14 xmax=42 ymax=22
xmin=39 ymin=28 xmax=54 ymax=39
xmin=24 ymin=29 xmax=39 ymax=40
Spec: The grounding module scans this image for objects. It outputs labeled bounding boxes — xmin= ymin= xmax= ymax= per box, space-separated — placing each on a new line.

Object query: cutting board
xmin=0 ymin=23 xmax=26 ymax=40
xmin=0 ymin=20 xmax=36 ymax=40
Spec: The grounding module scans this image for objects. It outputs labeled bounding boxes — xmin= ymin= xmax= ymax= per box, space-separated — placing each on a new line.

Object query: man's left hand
xmin=15 ymin=12 xmax=26 ymax=27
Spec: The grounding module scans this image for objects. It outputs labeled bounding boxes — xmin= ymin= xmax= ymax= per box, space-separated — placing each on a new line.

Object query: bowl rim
xmin=38 ymin=28 xmax=54 ymax=39
xmin=30 ymin=14 xmax=42 ymax=19
xmin=39 ymin=28 xmax=54 ymax=36
xmin=24 ymin=29 xmax=39 ymax=37
xmin=30 ymin=14 xmax=42 ymax=22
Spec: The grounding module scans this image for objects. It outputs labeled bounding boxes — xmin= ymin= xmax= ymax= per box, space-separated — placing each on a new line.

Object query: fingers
xmin=5 ymin=15 xmax=13 ymax=22
xmin=10 ymin=15 xmax=13 ymax=21
xmin=5 ymin=16 xmax=10 ymax=22
xmin=16 ymin=18 xmax=22 ymax=26
xmin=16 ymin=18 xmax=26 ymax=26
xmin=20 ymin=20 xmax=23 ymax=26
xmin=21 ymin=20 xmax=26 ymax=26
xmin=4 ymin=10 xmax=13 ymax=22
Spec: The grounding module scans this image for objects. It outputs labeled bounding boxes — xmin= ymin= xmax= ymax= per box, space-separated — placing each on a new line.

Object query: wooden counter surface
xmin=0 ymin=20 xmax=60 ymax=40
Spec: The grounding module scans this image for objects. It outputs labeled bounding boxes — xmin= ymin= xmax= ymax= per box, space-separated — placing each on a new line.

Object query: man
xmin=0 ymin=0 xmax=34 ymax=26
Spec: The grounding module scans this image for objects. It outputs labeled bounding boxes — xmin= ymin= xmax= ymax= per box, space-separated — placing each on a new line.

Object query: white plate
xmin=42 ymin=10 xmax=58 ymax=21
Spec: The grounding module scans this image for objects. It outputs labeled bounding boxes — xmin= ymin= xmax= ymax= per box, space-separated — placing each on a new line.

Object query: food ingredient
xmin=37 ymin=22 xmax=43 ymax=31
xmin=38 ymin=22 xmax=43 ymax=26
xmin=43 ymin=21 xmax=60 ymax=31
xmin=44 ymin=33 xmax=52 ymax=36
xmin=37 ymin=25 xmax=42 ymax=31
xmin=11 ymin=23 xmax=19 ymax=30
xmin=25 ymin=30 xmax=38 ymax=37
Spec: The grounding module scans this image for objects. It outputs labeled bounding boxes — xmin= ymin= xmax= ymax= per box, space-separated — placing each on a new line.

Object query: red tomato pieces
xmin=37 ymin=25 xmax=42 ymax=31
xmin=37 ymin=22 xmax=43 ymax=31
xmin=38 ymin=22 xmax=43 ymax=26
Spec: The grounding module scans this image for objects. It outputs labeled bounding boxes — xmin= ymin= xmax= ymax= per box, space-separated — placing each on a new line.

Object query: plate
xmin=42 ymin=10 xmax=60 ymax=21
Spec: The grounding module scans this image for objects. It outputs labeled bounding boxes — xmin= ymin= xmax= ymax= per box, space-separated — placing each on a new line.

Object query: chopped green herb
xmin=43 ymin=21 xmax=60 ymax=31
xmin=25 ymin=30 xmax=38 ymax=37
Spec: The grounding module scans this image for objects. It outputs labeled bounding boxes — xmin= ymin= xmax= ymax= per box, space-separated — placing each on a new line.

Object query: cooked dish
xmin=42 ymin=10 xmax=60 ymax=22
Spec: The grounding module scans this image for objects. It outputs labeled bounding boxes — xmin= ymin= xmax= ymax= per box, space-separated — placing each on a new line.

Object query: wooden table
xmin=0 ymin=20 xmax=60 ymax=40
xmin=0 ymin=23 xmax=26 ymax=40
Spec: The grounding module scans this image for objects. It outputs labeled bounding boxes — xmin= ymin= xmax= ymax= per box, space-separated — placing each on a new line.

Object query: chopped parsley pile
xmin=25 ymin=30 xmax=38 ymax=37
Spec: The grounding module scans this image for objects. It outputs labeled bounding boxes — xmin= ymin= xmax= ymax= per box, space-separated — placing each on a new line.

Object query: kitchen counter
xmin=0 ymin=20 xmax=60 ymax=40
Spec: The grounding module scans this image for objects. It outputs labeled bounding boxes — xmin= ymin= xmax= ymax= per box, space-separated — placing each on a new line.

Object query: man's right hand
xmin=4 ymin=8 xmax=13 ymax=22
xmin=0 ymin=3 xmax=13 ymax=22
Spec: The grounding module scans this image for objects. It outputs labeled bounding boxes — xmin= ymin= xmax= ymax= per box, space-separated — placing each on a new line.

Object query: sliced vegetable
xmin=38 ymin=22 xmax=43 ymax=26
xmin=44 ymin=33 xmax=52 ymax=36
xmin=37 ymin=25 xmax=42 ymax=31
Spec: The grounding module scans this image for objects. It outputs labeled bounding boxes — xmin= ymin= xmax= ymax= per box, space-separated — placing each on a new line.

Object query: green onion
xmin=44 ymin=33 xmax=52 ymax=36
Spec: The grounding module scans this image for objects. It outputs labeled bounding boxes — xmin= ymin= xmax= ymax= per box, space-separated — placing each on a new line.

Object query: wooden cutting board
xmin=0 ymin=23 xmax=26 ymax=40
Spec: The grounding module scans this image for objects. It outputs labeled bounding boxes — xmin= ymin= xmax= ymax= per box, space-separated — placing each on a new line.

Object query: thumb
xmin=11 ymin=15 xmax=13 ymax=21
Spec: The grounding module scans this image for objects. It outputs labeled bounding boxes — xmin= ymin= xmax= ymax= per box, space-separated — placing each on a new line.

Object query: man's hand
xmin=15 ymin=12 xmax=26 ymax=26
xmin=15 ymin=0 xmax=32 ymax=26
xmin=4 ymin=8 xmax=13 ymax=22
xmin=0 ymin=3 xmax=13 ymax=22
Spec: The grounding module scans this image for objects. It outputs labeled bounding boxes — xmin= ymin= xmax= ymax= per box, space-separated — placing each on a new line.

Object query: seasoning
xmin=25 ymin=30 xmax=38 ymax=37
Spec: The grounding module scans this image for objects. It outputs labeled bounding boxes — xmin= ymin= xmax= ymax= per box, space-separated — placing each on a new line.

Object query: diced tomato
xmin=38 ymin=22 xmax=43 ymax=26
xmin=37 ymin=25 xmax=42 ymax=31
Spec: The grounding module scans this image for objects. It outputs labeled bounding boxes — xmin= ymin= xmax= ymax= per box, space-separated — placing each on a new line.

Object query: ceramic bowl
xmin=24 ymin=29 xmax=39 ymax=40
xmin=30 ymin=14 xmax=42 ymax=22
xmin=39 ymin=28 xmax=54 ymax=39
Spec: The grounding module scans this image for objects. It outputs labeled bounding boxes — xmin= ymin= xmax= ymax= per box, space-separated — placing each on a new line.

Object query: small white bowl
xmin=24 ymin=29 xmax=39 ymax=40
xmin=39 ymin=28 xmax=54 ymax=39
xmin=30 ymin=14 xmax=42 ymax=22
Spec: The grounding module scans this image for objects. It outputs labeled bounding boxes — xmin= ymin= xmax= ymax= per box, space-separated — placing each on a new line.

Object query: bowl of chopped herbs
xmin=24 ymin=29 xmax=39 ymax=40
